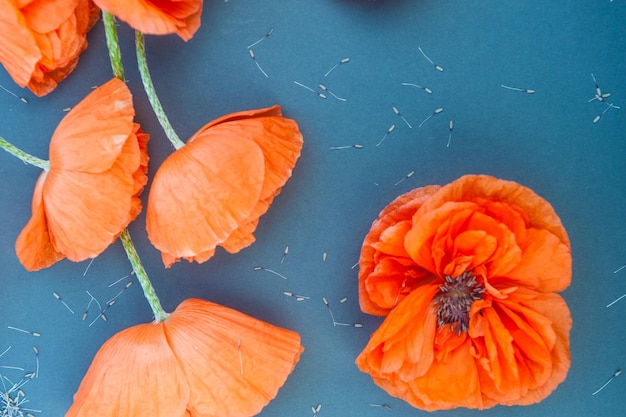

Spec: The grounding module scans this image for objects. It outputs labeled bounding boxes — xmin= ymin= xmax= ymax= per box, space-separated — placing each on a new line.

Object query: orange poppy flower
xmin=93 ymin=0 xmax=203 ymax=41
xmin=66 ymin=298 xmax=304 ymax=417
xmin=146 ymin=105 xmax=303 ymax=267
xmin=355 ymin=174 xmax=572 ymax=410
xmin=0 ymin=0 xmax=99 ymax=97
xmin=15 ymin=77 xmax=149 ymax=271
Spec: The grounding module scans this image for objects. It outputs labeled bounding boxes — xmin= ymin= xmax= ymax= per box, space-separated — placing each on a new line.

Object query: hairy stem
xmin=102 ymin=11 xmax=125 ymax=81
xmin=0 ymin=137 xmax=49 ymax=170
xmin=120 ymin=230 xmax=169 ymax=323
xmin=135 ymin=31 xmax=185 ymax=150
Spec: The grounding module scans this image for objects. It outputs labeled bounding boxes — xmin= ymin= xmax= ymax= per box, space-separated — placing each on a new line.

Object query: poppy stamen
xmin=323 ymin=57 xmax=350 ymax=77
xmin=434 ymin=271 xmax=485 ymax=335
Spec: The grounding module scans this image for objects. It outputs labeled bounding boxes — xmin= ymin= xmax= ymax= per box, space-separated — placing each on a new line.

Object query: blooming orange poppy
xmin=66 ymin=298 xmax=304 ymax=417
xmin=0 ymin=0 xmax=99 ymax=96
xmin=355 ymin=174 xmax=572 ymax=410
xmin=93 ymin=0 xmax=203 ymax=41
xmin=15 ymin=77 xmax=149 ymax=271
xmin=146 ymin=105 xmax=303 ymax=267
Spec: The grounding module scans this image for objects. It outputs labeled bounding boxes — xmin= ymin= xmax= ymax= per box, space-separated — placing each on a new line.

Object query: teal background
xmin=1 ymin=0 xmax=625 ymax=415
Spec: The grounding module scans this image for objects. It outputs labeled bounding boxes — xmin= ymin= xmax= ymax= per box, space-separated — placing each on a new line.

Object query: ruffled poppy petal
xmin=146 ymin=134 xmax=265 ymax=267
xmin=409 ymin=334 xmax=483 ymax=410
xmin=219 ymin=213 xmax=260 ymax=253
xmin=49 ymin=78 xmax=135 ymax=173
xmin=15 ymin=172 xmax=64 ymax=271
xmin=359 ymin=299 xmax=486 ymax=411
xmin=43 ymin=134 xmax=141 ymax=261
xmin=428 ymin=206 xmax=522 ymax=278
xmin=356 ymin=284 xmax=440 ymax=383
xmin=189 ymin=105 xmax=302 ymax=205
xmin=27 ymin=0 xmax=98 ymax=95
xmin=15 ymin=79 xmax=148 ymax=269
xmin=0 ymin=1 xmax=42 ymax=87
xmin=129 ymin=124 xmax=150 ymax=212
xmin=93 ymin=0 xmax=202 ymax=41
xmin=359 ymin=186 xmax=440 ymax=315
xmin=404 ymin=201 xmax=479 ymax=276
xmin=358 ymin=287 xmax=571 ymax=410
xmin=504 ymin=228 xmax=572 ymax=292
xmin=419 ymin=175 xmax=570 ymax=247
xmin=216 ymin=105 xmax=303 ymax=253
xmin=466 ymin=289 xmax=571 ymax=408
xmin=494 ymin=290 xmax=571 ymax=406
xmin=0 ymin=0 xmax=98 ymax=96
xmin=21 ymin=0 xmax=78 ymax=34
xmin=404 ymin=175 xmax=570 ymax=289
xmin=147 ymin=105 xmax=302 ymax=267
xmin=363 ymin=256 xmax=430 ymax=313
xmin=164 ymin=299 xmax=304 ymax=417
xmin=66 ymin=323 xmax=190 ymax=417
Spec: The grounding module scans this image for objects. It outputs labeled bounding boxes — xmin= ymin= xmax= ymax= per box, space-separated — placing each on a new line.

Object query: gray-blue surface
xmin=0 ymin=1 xmax=624 ymax=416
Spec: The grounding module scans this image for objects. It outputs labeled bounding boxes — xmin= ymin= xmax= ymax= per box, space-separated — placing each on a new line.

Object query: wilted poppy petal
xmin=419 ymin=175 xmax=570 ymax=247
xmin=216 ymin=106 xmax=303 ymax=254
xmin=364 ymin=256 xmax=430 ymax=312
xmin=236 ymin=107 xmax=303 ymax=200
xmin=66 ymin=323 xmax=190 ymax=417
xmin=147 ymin=105 xmax=303 ymax=267
xmin=42 ymin=78 xmax=145 ymax=261
xmin=164 ymin=299 xmax=304 ymax=417
xmin=147 ymin=134 xmax=264 ymax=267
xmin=21 ymin=0 xmax=78 ymax=34
xmin=49 ymin=77 xmax=135 ymax=173
xmin=0 ymin=0 xmax=98 ymax=96
xmin=356 ymin=284 xmax=439 ymax=382
xmin=67 ymin=298 xmax=303 ymax=416
xmin=220 ymin=213 xmax=260 ymax=253
xmin=408 ymin=334 xmax=483 ymax=410
xmin=505 ymin=228 xmax=572 ymax=292
xmin=359 ymin=186 xmax=440 ymax=316
xmin=0 ymin=1 xmax=42 ymax=87
xmin=15 ymin=172 xmax=64 ymax=270
xmin=404 ymin=201 xmax=477 ymax=275
xmin=42 ymin=147 xmax=138 ymax=260
xmin=93 ymin=0 xmax=202 ymax=41
xmin=496 ymin=290 xmax=571 ymax=405
xmin=14 ymin=78 xmax=149 ymax=271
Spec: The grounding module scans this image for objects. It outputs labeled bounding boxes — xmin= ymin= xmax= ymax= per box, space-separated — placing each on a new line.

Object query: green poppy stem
xmin=135 ymin=31 xmax=185 ymax=150
xmin=119 ymin=229 xmax=169 ymax=323
xmin=101 ymin=13 xmax=169 ymax=323
xmin=0 ymin=136 xmax=49 ymax=170
xmin=102 ymin=11 xmax=125 ymax=81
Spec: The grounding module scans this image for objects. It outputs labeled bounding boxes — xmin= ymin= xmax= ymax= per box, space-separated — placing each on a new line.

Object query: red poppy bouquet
xmin=356 ymin=174 xmax=572 ymax=410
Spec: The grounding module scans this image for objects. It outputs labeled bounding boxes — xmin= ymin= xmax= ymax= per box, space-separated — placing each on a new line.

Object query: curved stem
xmin=135 ymin=31 xmax=185 ymax=150
xmin=102 ymin=17 xmax=169 ymax=323
xmin=0 ymin=137 xmax=49 ymax=170
xmin=102 ymin=11 xmax=125 ymax=81
xmin=120 ymin=229 xmax=169 ymax=323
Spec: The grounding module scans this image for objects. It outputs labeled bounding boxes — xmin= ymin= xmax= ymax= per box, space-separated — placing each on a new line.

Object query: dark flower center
xmin=434 ymin=271 xmax=485 ymax=335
